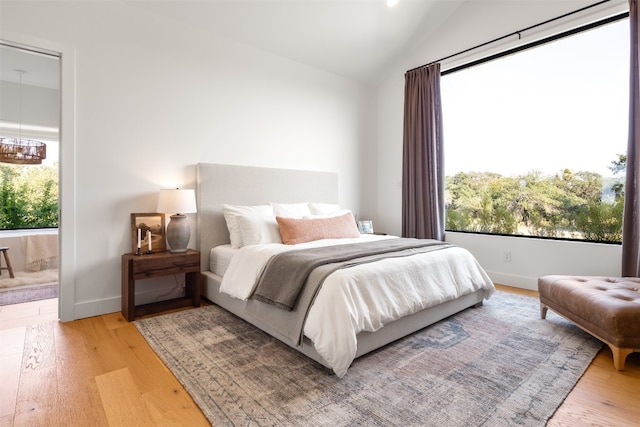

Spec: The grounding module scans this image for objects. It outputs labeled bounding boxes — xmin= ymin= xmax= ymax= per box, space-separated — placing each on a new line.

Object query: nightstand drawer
xmin=130 ymin=252 xmax=199 ymax=279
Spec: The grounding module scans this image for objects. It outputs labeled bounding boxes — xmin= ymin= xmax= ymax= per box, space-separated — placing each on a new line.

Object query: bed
xmin=196 ymin=163 xmax=495 ymax=377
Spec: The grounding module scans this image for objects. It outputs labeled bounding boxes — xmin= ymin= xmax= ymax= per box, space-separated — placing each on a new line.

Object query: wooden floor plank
xmin=111 ymin=323 xmax=175 ymax=390
xmin=0 ymin=302 xmax=41 ymax=321
xmin=101 ymin=312 xmax=128 ymax=331
xmin=142 ymin=387 xmax=210 ymax=427
xmin=21 ymin=323 xmax=55 ymax=372
xmin=75 ymin=316 xmax=114 ymax=346
xmin=0 ymin=414 xmax=14 ymax=427
xmin=76 ymin=317 xmax=130 ymax=377
xmin=0 ymin=326 xmax=26 ymax=357
xmin=55 ymin=325 xmax=110 ymax=427
xmin=95 ymin=368 xmax=154 ymax=427
xmin=0 ymin=352 xmax=22 ymax=419
xmin=110 ymin=317 xmax=210 ymax=425
xmin=12 ymin=322 xmax=58 ymax=426
xmin=13 ymin=366 xmax=58 ymax=426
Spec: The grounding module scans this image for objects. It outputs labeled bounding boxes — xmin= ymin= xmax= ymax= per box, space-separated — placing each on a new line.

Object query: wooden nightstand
xmin=121 ymin=249 xmax=201 ymax=321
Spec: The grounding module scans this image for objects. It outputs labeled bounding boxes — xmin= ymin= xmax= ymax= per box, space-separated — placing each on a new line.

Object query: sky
xmin=43 ymin=139 xmax=59 ymax=167
xmin=441 ymin=18 xmax=629 ymax=179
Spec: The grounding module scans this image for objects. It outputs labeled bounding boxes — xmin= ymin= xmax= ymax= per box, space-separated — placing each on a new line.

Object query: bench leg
xmin=540 ymin=302 xmax=548 ymax=319
xmin=609 ymin=345 xmax=633 ymax=371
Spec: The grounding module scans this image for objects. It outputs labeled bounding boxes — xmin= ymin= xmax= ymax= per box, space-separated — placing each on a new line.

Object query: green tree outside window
xmin=0 ymin=164 xmax=59 ymax=229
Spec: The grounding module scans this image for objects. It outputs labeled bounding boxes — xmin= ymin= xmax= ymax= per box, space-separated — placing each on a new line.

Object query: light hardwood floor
xmin=0 ymin=286 xmax=638 ymax=427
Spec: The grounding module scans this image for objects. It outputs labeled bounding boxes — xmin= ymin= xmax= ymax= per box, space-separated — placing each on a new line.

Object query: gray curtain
xmin=622 ymin=0 xmax=640 ymax=276
xmin=402 ymin=64 xmax=445 ymax=240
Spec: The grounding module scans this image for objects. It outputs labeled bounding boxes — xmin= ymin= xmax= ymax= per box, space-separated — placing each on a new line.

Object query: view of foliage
xmin=445 ymin=155 xmax=626 ymax=243
xmin=0 ymin=163 xmax=59 ymax=229
xmin=0 ymin=152 xmax=628 ymax=242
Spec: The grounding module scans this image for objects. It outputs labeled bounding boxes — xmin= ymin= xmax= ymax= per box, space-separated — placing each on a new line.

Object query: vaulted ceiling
xmin=125 ymin=0 xmax=467 ymax=85
xmin=1 ymin=0 xmax=626 ymax=89
xmin=124 ymin=0 xmax=619 ymax=86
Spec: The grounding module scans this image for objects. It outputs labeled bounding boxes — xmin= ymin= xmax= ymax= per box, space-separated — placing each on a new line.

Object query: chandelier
xmin=0 ymin=70 xmax=47 ymax=165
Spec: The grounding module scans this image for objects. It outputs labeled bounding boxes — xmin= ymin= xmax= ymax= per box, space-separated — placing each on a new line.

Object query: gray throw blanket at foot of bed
xmin=252 ymin=238 xmax=453 ymax=311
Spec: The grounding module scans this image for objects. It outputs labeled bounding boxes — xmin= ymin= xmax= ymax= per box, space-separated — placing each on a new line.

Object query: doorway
xmin=0 ymin=43 xmax=60 ymax=310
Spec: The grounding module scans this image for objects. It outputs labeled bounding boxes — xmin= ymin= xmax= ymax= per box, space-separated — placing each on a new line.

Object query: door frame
xmin=1 ymin=33 xmax=76 ymax=321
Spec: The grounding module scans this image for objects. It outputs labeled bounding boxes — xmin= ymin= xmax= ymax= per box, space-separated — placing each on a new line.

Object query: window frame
xmin=441 ymin=12 xmax=629 ymax=245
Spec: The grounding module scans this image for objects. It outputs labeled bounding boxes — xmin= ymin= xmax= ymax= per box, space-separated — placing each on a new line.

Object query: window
xmin=442 ymin=16 xmax=629 ymax=243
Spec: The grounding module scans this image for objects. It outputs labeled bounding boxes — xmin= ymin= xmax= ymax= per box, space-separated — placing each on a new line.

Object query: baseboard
xmin=73 ymin=282 xmax=185 ymax=320
xmin=486 ymin=271 xmax=538 ymax=291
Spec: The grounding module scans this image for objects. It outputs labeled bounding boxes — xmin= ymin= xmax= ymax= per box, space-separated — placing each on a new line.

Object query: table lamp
xmin=157 ymin=188 xmax=197 ymax=253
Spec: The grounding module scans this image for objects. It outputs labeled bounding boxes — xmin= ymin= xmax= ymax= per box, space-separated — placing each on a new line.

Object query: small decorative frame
xmin=131 ymin=213 xmax=166 ymax=254
xmin=358 ymin=220 xmax=374 ymax=234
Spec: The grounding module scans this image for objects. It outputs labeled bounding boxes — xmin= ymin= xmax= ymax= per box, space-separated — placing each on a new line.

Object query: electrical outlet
xmin=503 ymin=251 xmax=511 ymax=263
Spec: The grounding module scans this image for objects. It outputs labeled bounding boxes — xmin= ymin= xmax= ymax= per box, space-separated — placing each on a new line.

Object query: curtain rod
xmin=407 ymin=0 xmax=612 ymax=74
xmin=442 ymin=10 xmax=628 ymax=76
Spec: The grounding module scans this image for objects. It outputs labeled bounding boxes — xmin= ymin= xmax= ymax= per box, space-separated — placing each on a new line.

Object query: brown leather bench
xmin=538 ymin=275 xmax=640 ymax=370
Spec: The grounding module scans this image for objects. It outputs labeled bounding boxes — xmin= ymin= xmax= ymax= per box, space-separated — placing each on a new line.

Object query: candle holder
xmin=135 ymin=248 xmax=142 ymax=256
xmin=145 ymin=250 xmax=154 ymax=255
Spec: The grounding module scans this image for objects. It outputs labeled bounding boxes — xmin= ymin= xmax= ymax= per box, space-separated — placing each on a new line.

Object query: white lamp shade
xmin=157 ymin=189 xmax=197 ymax=214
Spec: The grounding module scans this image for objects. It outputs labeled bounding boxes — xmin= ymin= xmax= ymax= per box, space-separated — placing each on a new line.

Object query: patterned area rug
xmin=0 ymin=282 xmax=58 ymax=305
xmin=135 ymin=291 xmax=602 ymax=426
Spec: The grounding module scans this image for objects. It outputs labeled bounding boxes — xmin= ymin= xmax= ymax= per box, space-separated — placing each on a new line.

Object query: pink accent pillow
xmin=276 ymin=212 xmax=360 ymax=245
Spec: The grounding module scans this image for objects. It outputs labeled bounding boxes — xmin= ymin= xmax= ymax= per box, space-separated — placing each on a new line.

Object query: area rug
xmin=0 ymin=269 xmax=58 ymax=289
xmin=135 ymin=291 xmax=602 ymax=426
xmin=0 ymin=282 xmax=58 ymax=305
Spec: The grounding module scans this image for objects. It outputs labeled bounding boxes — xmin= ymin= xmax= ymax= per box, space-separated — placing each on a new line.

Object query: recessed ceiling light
xmin=387 ymin=0 xmax=399 ymax=7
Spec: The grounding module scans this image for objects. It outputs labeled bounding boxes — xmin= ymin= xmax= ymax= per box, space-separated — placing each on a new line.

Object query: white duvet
xmin=220 ymin=235 xmax=495 ymax=377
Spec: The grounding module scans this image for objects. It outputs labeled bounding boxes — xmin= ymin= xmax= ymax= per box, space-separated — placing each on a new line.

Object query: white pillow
xmin=270 ymin=202 xmax=311 ymax=218
xmin=307 ymin=202 xmax=341 ymax=215
xmin=304 ymin=209 xmax=353 ymax=219
xmin=236 ymin=214 xmax=282 ymax=246
xmin=222 ymin=204 xmax=273 ymax=248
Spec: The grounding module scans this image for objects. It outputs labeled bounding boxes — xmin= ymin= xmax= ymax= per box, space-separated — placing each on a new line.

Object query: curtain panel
xmin=622 ymin=0 xmax=640 ymax=277
xmin=401 ymin=64 xmax=445 ymax=240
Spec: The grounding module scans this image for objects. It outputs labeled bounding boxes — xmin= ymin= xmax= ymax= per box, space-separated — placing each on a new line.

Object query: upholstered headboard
xmin=196 ymin=163 xmax=339 ymax=270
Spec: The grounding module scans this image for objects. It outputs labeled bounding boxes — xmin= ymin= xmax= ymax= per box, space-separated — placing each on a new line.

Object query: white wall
xmin=0 ymin=81 xmax=59 ymax=130
xmin=446 ymin=232 xmax=621 ymax=290
xmin=1 ymin=1 xmax=376 ymax=319
xmin=375 ymin=0 xmax=629 ymax=289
